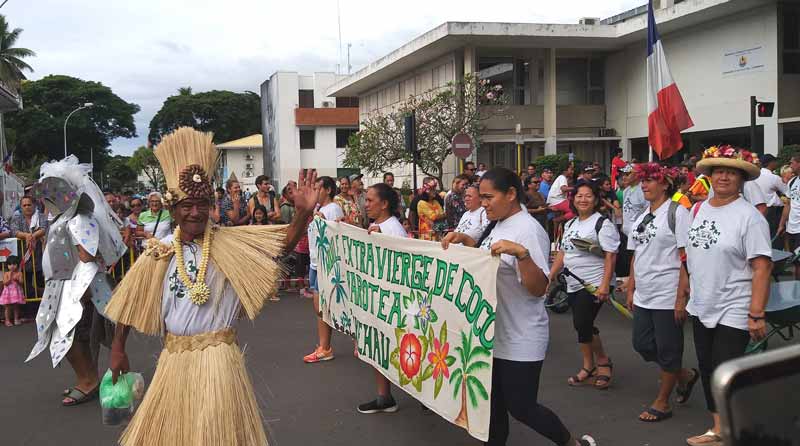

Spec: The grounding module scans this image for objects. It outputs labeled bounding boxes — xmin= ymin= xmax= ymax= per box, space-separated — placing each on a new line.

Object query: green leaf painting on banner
xmin=314 ymin=219 xmax=499 ymax=441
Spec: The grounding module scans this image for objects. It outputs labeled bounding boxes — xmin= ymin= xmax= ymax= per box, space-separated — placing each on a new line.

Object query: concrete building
xmin=217 ymin=134 xmax=264 ymax=193
xmin=327 ymin=0 xmax=800 ymax=185
xmin=260 ymin=72 xmax=360 ymax=188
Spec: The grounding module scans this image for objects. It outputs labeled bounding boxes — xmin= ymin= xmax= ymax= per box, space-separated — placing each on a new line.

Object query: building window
xmin=299 ymin=89 xmax=314 ymax=108
xmin=299 ymin=129 xmax=315 ymax=149
xmin=336 ymin=97 xmax=359 ymax=108
xmin=784 ymin=8 xmax=800 ymax=74
xmin=336 ymin=128 xmax=358 ymax=148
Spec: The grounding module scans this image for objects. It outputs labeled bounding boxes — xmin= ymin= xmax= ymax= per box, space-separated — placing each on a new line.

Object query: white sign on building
xmin=722 ymin=46 xmax=766 ymax=76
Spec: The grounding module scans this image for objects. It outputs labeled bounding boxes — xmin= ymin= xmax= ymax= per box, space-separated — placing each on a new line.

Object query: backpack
xmin=666 ymin=200 xmax=680 ymax=235
xmin=566 ymin=215 xmax=608 ymax=239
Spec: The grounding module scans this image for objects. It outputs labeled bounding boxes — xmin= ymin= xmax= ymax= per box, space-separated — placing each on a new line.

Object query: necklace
xmin=172 ymin=225 xmax=213 ymax=306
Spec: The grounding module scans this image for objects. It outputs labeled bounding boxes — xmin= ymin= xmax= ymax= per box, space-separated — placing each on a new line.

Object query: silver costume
xmin=26 ymin=156 xmax=126 ymax=367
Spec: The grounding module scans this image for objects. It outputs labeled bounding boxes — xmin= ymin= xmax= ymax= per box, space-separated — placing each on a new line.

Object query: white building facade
xmin=327 ymin=0 xmax=800 ymax=185
xmin=260 ymin=72 xmax=360 ymax=188
xmin=216 ymin=134 xmax=264 ymax=193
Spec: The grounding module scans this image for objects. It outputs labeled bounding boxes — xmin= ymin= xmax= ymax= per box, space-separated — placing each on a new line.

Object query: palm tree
xmin=177 ymin=86 xmax=192 ymax=96
xmin=0 ymin=15 xmax=35 ymax=87
xmin=450 ymin=330 xmax=490 ymax=429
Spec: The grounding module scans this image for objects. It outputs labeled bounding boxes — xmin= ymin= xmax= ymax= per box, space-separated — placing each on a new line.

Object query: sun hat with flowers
xmin=696 ymin=144 xmax=761 ymax=180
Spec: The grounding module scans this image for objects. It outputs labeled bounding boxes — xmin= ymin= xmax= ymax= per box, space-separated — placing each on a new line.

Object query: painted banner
xmin=313 ymin=218 xmax=499 ymax=441
xmin=0 ymin=238 xmax=18 ymax=262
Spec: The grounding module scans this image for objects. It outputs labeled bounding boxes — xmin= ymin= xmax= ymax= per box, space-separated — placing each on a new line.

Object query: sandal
xmin=568 ymin=367 xmax=596 ymax=386
xmin=594 ymin=361 xmax=613 ymax=390
xmin=638 ymin=407 xmax=673 ymax=422
xmin=62 ymin=385 xmax=99 ymax=407
xmin=686 ymin=430 xmax=723 ymax=446
xmin=676 ymin=368 xmax=700 ymax=404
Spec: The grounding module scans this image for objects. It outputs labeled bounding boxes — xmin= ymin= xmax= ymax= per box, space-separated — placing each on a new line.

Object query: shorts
xmin=309 ymin=267 xmax=318 ymax=292
xmin=632 ymin=305 xmax=684 ymax=372
xmin=787 ymin=232 xmax=800 ymax=252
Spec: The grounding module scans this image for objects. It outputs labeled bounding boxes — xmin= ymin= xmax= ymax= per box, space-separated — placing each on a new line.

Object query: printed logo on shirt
xmin=688 ymin=220 xmax=720 ymax=249
xmin=561 ymin=228 xmax=579 ymax=251
xmin=790 ymin=182 xmax=800 ymax=201
xmin=479 ymin=235 xmax=493 ymax=250
xmin=168 ymin=258 xmax=198 ymax=300
xmin=631 ymin=221 xmax=657 ymax=245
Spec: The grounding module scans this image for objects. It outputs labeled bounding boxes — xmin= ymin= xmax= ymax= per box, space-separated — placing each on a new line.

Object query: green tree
xmin=4 ymin=75 xmax=139 ymax=173
xmin=148 ymin=89 xmax=260 ymax=144
xmin=104 ymin=155 xmax=138 ymax=191
xmin=344 ymin=74 xmax=507 ymax=186
xmin=128 ymin=145 xmax=164 ymax=190
xmin=0 ymin=14 xmax=35 ymax=86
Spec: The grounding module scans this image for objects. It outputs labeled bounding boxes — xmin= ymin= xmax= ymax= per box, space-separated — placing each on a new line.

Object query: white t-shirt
xmin=686 ymin=198 xmax=771 ymax=330
xmin=546 ymin=174 xmax=569 ymax=205
xmin=455 ymin=207 xmax=488 ymax=242
xmin=753 ymin=168 xmax=786 ymax=207
xmin=561 ymin=213 xmax=620 ymax=292
xmin=478 ymin=210 xmax=550 ymax=362
xmin=627 ymin=201 xmax=690 ymax=309
xmin=375 ymin=215 xmax=408 ymax=238
xmin=308 ymin=202 xmax=344 ymax=269
xmin=787 ymin=177 xmax=800 ymax=235
xmin=622 ymin=184 xmax=648 ymax=236
xmin=161 ymin=235 xmax=241 ymax=336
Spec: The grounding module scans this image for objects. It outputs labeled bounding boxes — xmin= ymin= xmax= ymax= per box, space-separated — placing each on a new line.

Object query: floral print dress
xmin=417 ymin=200 xmax=444 ymax=241
xmin=334 ymin=194 xmax=363 ymax=228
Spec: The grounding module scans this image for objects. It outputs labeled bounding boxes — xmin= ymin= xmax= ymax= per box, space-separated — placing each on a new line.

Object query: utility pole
xmin=405 ymin=112 xmax=418 ymax=191
xmin=750 ymin=95 xmax=757 ymax=151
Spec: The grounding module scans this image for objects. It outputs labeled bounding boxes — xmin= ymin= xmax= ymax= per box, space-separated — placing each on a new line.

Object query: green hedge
xmin=777 ymin=145 xmax=800 ymax=168
xmin=533 ymin=154 xmax=582 ymax=175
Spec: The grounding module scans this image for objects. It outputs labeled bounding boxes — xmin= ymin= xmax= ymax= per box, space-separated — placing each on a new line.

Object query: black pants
xmin=632 ymin=306 xmax=684 ymax=372
xmin=691 ymin=317 xmax=750 ymax=412
xmin=766 ymin=206 xmax=783 ymax=249
xmin=487 ymin=358 xmax=572 ymax=446
xmin=568 ymin=289 xmax=602 ymax=343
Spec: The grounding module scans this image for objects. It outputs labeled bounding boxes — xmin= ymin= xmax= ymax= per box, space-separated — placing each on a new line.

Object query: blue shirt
xmin=539 ymin=180 xmax=552 ymax=199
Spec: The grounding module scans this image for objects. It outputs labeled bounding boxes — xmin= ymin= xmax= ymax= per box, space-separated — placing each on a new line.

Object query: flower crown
xmin=634 ymin=162 xmax=680 ymax=184
xmin=702 ymin=145 xmax=760 ymax=165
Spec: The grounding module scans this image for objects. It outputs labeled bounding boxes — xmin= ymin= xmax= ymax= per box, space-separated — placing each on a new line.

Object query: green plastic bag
xmin=100 ymin=369 xmax=135 ymax=409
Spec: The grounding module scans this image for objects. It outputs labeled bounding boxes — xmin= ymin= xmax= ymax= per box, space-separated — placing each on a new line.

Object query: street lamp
xmin=63 ymin=102 xmax=94 ymax=158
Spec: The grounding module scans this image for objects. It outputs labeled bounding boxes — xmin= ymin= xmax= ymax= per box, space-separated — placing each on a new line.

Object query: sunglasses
xmin=636 ymin=213 xmax=656 ymax=234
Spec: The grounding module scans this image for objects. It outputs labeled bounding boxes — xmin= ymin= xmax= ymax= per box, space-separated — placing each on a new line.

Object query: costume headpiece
xmin=696 ymin=145 xmax=760 ymax=181
xmin=154 ymin=127 xmax=218 ymax=206
xmin=634 ymin=163 xmax=680 ymax=185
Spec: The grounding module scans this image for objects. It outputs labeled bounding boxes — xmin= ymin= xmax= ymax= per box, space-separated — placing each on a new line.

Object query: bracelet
xmin=748 ymin=313 xmax=766 ymax=321
xmin=517 ymin=250 xmax=531 ymax=261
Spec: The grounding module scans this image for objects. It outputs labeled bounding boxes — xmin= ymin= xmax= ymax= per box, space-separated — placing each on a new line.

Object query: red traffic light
xmin=757 ymin=102 xmax=775 ymax=117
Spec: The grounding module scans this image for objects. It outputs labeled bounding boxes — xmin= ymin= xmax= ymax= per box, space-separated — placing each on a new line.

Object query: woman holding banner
xmin=549 ymin=180 xmax=619 ymax=390
xmin=357 ymin=182 xmax=408 ymax=414
xmin=443 ymin=167 xmax=596 ymax=446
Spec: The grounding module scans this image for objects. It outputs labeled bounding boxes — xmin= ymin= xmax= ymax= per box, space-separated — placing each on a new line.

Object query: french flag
xmin=647 ymin=0 xmax=693 ymax=160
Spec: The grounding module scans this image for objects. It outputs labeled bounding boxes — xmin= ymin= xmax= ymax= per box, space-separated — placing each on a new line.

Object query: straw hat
xmin=695 ymin=145 xmax=761 ymax=181
xmin=153 ymin=127 xmax=219 ymax=206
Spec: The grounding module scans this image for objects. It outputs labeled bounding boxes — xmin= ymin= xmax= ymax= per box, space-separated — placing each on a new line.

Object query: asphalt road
xmin=2 ymin=291 xmax=789 ymax=446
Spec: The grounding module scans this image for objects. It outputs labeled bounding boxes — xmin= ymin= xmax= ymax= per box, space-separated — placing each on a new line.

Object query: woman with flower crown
xmin=682 ymin=147 xmax=772 ymax=446
xmin=104 ymin=127 xmax=319 ymax=445
xmin=625 ymin=163 xmax=698 ymax=423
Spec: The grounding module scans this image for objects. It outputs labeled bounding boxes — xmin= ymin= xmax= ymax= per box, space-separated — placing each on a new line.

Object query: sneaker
xmin=578 ymin=434 xmax=597 ymax=446
xmin=357 ymin=397 xmax=398 ymax=414
xmin=303 ymin=346 xmax=334 ymax=363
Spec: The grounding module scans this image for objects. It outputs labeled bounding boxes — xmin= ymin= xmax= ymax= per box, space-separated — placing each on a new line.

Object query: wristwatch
xmin=517 ymin=250 xmax=531 ymax=261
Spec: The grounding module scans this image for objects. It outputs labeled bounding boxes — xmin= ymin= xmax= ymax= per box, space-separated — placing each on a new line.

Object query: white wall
xmin=265 ymin=71 xmax=352 ymax=188
xmin=606 ymin=4 xmax=780 ymax=153
xmin=223 ymin=147 xmax=264 ymax=193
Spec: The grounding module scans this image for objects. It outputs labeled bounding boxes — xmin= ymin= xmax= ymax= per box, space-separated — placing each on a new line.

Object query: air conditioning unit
xmin=246 ymin=163 xmax=254 ymax=169
xmin=322 ymin=101 xmax=333 ymax=108
xmin=245 ymin=154 xmax=254 ymax=161
xmin=245 ymin=170 xmax=253 ymax=178
xmin=579 ymin=17 xmax=599 ymax=25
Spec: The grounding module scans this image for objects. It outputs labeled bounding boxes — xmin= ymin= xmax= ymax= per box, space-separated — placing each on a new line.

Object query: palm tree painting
xmin=449 ymin=330 xmax=490 ymax=429
xmin=0 ymin=15 xmax=35 ymax=88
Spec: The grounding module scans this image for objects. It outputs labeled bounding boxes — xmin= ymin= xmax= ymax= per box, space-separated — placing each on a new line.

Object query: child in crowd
xmin=251 ymin=205 xmax=270 ymax=225
xmin=1 ymin=256 xmax=25 ymax=326
xmin=400 ymin=217 xmax=414 ymax=238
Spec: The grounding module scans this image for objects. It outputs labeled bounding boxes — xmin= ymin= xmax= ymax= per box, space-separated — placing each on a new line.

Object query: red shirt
xmin=610 ymin=156 xmax=628 ymax=189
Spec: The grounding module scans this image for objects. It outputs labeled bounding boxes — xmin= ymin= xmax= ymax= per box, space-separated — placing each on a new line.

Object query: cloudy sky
xmin=8 ymin=0 xmax=642 ymax=156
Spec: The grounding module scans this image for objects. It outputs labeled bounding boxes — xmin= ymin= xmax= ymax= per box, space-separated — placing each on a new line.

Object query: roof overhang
xmin=327 ymin=0 xmax=773 ymax=97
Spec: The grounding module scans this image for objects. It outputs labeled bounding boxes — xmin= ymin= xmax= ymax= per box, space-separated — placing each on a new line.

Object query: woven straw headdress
xmin=154 ymin=127 xmax=219 ymax=206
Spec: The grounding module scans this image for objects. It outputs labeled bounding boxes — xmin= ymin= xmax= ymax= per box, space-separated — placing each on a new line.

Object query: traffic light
xmin=757 ymin=101 xmax=774 ymax=117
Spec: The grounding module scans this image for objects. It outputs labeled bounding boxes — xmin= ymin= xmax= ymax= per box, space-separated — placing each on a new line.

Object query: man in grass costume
xmin=105 ymin=127 xmax=316 ymax=445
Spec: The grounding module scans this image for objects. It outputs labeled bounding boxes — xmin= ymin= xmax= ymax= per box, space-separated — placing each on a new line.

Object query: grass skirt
xmin=120 ymin=329 xmax=268 ymax=446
